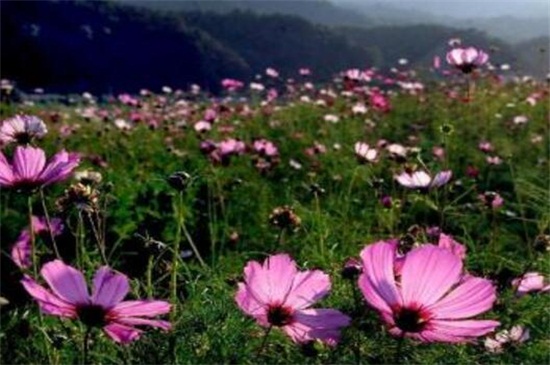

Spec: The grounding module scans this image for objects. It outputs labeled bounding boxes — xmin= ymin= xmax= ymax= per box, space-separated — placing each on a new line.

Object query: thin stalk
xmin=77 ymin=212 xmax=87 ymax=268
xmin=86 ymin=212 xmax=108 ymax=265
xmin=171 ymin=192 xmax=183 ymax=320
xmin=28 ymin=196 xmax=38 ymax=277
xmin=276 ymin=228 xmax=285 ymax=246
xmin=82 ymin=327 xmax=91 ymax=365
xmin=257 ymin=325 xmax=273 ymax=356
xmin=146 ymin=254 xmax=154 ymax=298
xmin=314 ymin=192 xmax=326 ymax=258
xmin=39 ymin=189 xmax=61 ymax=259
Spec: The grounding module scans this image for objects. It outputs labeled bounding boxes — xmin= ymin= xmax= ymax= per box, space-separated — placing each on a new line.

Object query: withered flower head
xmin=56 ymin=183 xmax=100 ymax=213
xmin=269 ymin=206 xmax=301 ymax=231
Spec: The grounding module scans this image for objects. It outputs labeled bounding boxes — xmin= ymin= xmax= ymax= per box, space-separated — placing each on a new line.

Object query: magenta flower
xmin=221 ymin=78 xmax=244 ymax=91
xmin=0 ymin=146 xmax=80 ymax=190
xmin=395 ymin=170 xmax=452 ymax=190
xmin=235 ymin=254 xmax=350 ymax=345
xmin=512 ymin=272 xmax=550 ymax=297
xmin=479 ymin=192 xmax=504 ymax=209
xmin=0 ymin=115 xmax=48 ymax=145
xmin=21 ymin=260 xmax=171 ymax=344
xmin=369 ymin=92 xmax=391 ymax=113
xmin=446 ymin=47 xmax=489 ymax=73
xmin=358 ymin=241 xmax=499 ymax=342
xmin=11 ymin=216 xmax=64 ymax=269
xmin=437 ymin=233 xmax=467 ymax=261
xmin=253 ymin=139 xmax=279 ymax=157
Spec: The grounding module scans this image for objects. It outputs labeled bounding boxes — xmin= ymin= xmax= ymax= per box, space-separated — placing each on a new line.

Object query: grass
xmin=0 ymin=72 xmax=549 ymax=364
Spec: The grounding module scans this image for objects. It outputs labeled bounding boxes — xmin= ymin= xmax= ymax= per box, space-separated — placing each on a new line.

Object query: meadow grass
xmin=0 ymin=74 xmax=549 ymax=364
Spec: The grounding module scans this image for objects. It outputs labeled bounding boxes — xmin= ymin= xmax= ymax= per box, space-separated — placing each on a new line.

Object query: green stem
xmin=86 ymin=212 xmax=108 ymax=266
xmin=28 ymin=196 xmax=38 ymax=277
xmin=171 ymin=192 xmax=183 ymax=320
xmin=39 ymin=189 xmax=61 ymax=259
xmin=257 ymin=325 xmax=273 ymax=356
xmin=82 ymin=327 xmax=91 ymax=365
xmin=146 ymin=255 xmax=154 ymax=298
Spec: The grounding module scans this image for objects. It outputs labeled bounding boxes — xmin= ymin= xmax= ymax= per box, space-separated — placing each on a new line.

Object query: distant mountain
xmin=512 ymin=36 xmax=550 ymax=78
xmin=337 ymin=25 xmax=517 ymax=68
xmin=118 ymin=0 xmax=377 ymax=28
xmin=180 ymin=10 xmax=376 ymax=78
xmin=456 ymin=17 xmax=549 ymax=44
xmin=0 ymin=0 xmax=250 ymax=93
xmin=0 ymin=0 xmax=530 ymax=95
xmin=338 ymin=1 xmax=549 ymax=43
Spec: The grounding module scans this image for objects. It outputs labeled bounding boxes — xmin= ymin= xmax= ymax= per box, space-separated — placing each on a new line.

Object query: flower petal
xmin=262 ymin=254 xmax=298 ymax=304
xmin=284 ymin=269 xmax=330 ymax=310
xmin=358 ymin=241 xmax=401 ymax=314
xmin=235 ymin=283 xmax=268 ymax=325
xmin=428 ymin=276 xmax=497 ymax=319
xmin=284 ymin=308 xmax=350 ymax=345
xmin=401 ymin=245 xmax=462 ymax=308
xmin=91 ymin=267 xmax=130 ymax=309
xmin=428 ymin=319 xmax=500 ymax=339
xmin=12 ymin=146 xmax=46 ymax=181
xmin=109 ymin=300 xmax=171 ymax=318
xmin=11 ymin=231 xmax=32 ymax=269
xmin=103 ymin=323 xmax=142 ymax=344
xmin=0 ymin=151 xmax=14 ymax=186
xmin=115 ymin=317 xmax=171 ymax=331
xmin=40 ymin=260 xmax=89 ymax=305
xmin=38 ymin=150 xmax=80 ymax=185
xmin=20 ymin=275 xmax=76 ymax=318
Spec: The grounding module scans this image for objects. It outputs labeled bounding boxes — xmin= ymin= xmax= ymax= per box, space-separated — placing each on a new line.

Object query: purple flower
xmin=21 ymin=260 xmax=171 ymax=344
xmin=0 ymin=115 xmax=48 ymax=145
xmin=395 ymin=170 xmax=452 ymax=189
xmin=235 ymin=254 xmax=350 ymax=345
xmin=11 ymin=216 xmax=64 ymax=269
xmin=359 ymin=242 xmax=499 ymax=342
xmin=0 ymin=146 xmax=80 ymax=190
xmin=446 ymin=47 xmax=489 ymax=73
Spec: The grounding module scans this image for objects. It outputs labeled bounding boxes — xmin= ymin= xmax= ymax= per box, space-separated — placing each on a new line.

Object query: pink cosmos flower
xmin=512 ymin=272 xmax=550 ymax=297
xmin=486 ymin=156 xmax=503 ymax=165
xmin=512 ymin=115 xmax=529 ymax=125
xmin=12 ymin=216 xmax=64 ymax=269
xmin=0 ymin=115 xmax=48 ymax=145
xmin=437 ymin=233 xmax=467 ymax=261
xmin=479 ymin=192 xmax=504 ymax=209
xmin=266 ymin=68 xmax=279 ymax=78
xmin=235 ymin=254 xmax=350 ymax=345
xmin=221 ymin=78 xmax=244 ymax=91
xmin=21 ymin=260 xmax=171 ymax=344
xmin=433 ymin=56 xmax=441 ymax=69
xmin=0 ymin=146 xmax=80 ymax=190
xmin=194 ymin=121 xmax=212 ymax=133
xmin=218 ymin=138 xmax=246 ymax=156
xmin=299 ymin=68 xmax=311 ymax=76
xmin=359 ymin=241 xmax=499 ymax=342
xmin=484 ymin=325 xmax=530 ymax=353
xmin=369 ymin=92 xmax=391 ymax=113
xmin=354 ymin=142 xmax=378 ymax=163
xmin=253 ymin=139 xmax=279 ymax=157
xmin=478 ymin=141 xmax=494 ymax=153
xmin=395 ymin=170 xmax=452 ymax=189
xmin=446 ymin=47 xmax=489 ymax=73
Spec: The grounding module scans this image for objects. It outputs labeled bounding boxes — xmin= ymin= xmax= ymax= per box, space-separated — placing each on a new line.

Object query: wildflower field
xmin=1 ymin=47 xmax=549 ymax=364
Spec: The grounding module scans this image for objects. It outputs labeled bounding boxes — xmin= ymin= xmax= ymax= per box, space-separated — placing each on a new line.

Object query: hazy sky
xmin=336 ymin=0 xmax=550 ymax=19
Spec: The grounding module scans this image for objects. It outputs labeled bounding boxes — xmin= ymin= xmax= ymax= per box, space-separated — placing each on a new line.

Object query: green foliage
xmin=0 ymin=77 xmax=548 ymax=364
